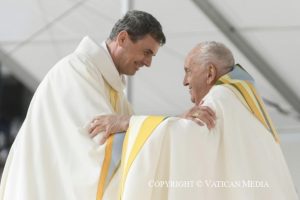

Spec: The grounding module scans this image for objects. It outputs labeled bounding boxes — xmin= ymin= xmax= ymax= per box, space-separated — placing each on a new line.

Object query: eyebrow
xmin=184 ymin=65 xmax=191 ymax=70
xmin=145 ymin=49 xmax=155 ymax=56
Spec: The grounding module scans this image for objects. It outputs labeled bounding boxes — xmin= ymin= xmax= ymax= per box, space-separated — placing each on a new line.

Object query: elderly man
xmin=112 ymin=42 xmax=298 ymax=199
xmin=0 ymin=10 xmax=170 ymax=200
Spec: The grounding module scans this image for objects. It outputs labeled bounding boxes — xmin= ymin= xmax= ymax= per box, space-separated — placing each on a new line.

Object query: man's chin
xmin=124 ymin=71 xmax=136 ymax=76
xmin=131 ymin=71 xmax=137 ymax=75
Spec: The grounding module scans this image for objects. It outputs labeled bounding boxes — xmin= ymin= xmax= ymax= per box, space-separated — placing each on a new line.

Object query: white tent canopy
xmin=0 ymin=0 xmax=299 ymax=193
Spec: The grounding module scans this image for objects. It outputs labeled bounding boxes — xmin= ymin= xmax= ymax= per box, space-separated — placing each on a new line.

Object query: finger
xmin=198 ymin=112 xmax=215 ymax=129
xmin=186 ymin=116 xmax=203 ymax=126
xmin=92 ymin=115 xmax=105 ymax=121
xmin=88 ymin=123 xmax=100 ymax=134
xmin=184 ymin=106 xmax=198 ymax=118
xmin=197 ymin=115 xmax=212 ymax=129
xmin=192 ymin=118 xmax=204 ymax=126
xmin=89 ymin=128 xmax=100 ymax=138
xmin=88 ymin=119 xmax=100 ymax=133
xmin=90 ymin=117 xmax=100 ymax=125
xmin=88 ymin=124 xmax=96 ymax=133
xmin=89 ymin=126 xmax=105 ymax=138
xmin=88 ymin=118 xmax=106 ymax=133
xmin=199 ymin=106 xmax=216 ymax=119
xmin=199 ymin=106 xmax=211 ymax=115
xmin=205 ymin=113 xmax=215 ymax=129
xmin=204 ymin=106 xmax=216 ymax=118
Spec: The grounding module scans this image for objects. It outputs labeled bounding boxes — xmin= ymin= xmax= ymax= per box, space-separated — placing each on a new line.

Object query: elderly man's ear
xmin=206 ymin=64 xmax=217 ymax=85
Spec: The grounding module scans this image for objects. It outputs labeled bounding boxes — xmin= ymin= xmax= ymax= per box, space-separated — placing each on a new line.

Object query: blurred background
xmin=0 ymin=0 xmax=299 ymax=193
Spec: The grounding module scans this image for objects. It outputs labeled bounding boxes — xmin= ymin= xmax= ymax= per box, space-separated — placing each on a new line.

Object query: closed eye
xmin=144 ymin=49 xmax=154 ymax=57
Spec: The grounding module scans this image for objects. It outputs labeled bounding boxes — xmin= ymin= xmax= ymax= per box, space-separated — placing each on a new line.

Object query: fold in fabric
xmin=0 ymin=36 xmax=132 ymax=200
xmin=120 ymin=86 xmax=298 ymax=199
xmin=217 ymin=64 xmax=279 ymax=142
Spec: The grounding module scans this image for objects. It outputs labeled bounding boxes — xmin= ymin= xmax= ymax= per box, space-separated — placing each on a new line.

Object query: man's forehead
xmin=137 ymin=35 xmax=160 ymax=53
xmin=184 ymin=56 xmax=194 ymax=67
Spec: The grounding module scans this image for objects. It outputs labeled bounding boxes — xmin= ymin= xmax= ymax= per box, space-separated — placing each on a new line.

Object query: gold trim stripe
xmin=219 ymin=71 xmax=279 ymax=142
xmin=248 ymin=83 xmax=280 ymax=142
xmin=119 ymin=116 xmax=166 ymax=199
xmin=235 ymin=81 xmax=267 ymax=126
xmin=96 ymin=135 xmax=114 ymax=200
xmin=118 ymin=127 xmax=131 ymax=199
xmin=96 ymin=81 xmax=119 ymax=200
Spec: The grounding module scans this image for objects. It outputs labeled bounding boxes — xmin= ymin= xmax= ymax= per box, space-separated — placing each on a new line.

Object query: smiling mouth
xmin=135 ymin=64 xmax=144 ymax=71
xmin=134 ymin=62 xmax=142 ymax=70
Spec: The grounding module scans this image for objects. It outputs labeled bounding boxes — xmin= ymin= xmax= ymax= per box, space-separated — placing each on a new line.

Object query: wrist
xmin=121 ymin=115 xmax=131 ymax=131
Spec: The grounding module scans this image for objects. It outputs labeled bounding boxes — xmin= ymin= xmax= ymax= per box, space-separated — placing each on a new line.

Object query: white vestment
xmin=120 ymin=86 xmax=298 ymax=200
xmin=0 ymin=36 xmax=132 ymax=200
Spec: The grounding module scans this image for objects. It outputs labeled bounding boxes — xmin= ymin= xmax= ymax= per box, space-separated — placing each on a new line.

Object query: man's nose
xmin=143 ymin=56 xmax=152 ymax=67
xmin=183 ymin=76 xmax=189 ymax=86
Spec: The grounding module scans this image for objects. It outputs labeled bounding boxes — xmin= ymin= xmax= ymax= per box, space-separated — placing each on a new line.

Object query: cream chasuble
xmin=0 ymin=36 xmax=132 ymax=200
xmin=118 ymin=65 xmax=298 ymax=200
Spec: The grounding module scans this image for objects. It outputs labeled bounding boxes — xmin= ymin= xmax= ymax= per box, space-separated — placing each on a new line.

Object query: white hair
xmin=190 ymin=41 xmax=235 ymax=77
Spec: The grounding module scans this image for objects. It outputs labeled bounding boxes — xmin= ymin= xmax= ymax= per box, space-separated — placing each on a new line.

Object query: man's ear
xmin=116 ymin=31 xmax=129 ymax=47
xmin=207 ymin=64 xmax=217 ymax=85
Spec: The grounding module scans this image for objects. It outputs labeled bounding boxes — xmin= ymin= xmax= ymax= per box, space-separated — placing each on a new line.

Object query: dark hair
xmin=109 ymin=10 xmax=166 ymax=45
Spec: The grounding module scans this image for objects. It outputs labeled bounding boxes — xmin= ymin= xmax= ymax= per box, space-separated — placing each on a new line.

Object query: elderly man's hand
xmin=88 ymin=114 xmax=131 ymax=144
xmin=181 ymin=105 xmax=216 ymax=129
